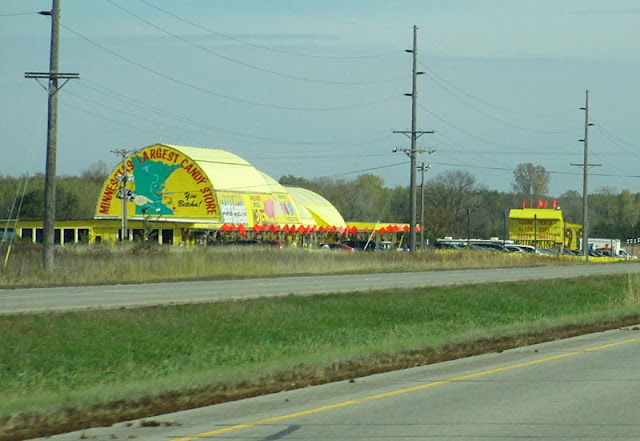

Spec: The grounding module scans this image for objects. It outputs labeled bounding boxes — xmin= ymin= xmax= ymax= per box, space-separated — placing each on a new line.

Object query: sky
xmin=1 ymin=0 xmax=639 ymax=198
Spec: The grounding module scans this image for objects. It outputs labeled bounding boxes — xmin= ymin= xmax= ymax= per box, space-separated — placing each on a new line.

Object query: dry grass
xmin=0 ymin=241 xmax=577 ymax=288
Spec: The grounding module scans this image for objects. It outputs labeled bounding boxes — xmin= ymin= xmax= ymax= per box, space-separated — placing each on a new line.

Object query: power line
xmin=71 ymin=79 xmax=396 ymax=148
xmin=591 ymin=118 xmax=637 ymax=150
xmin=430 ymin=161 xmax=639 ymax=179
xmin=61 ymin=100 xmax=176 ymax=138
xmin=419 ymin=103 xmax=522 ymax=149
xmin=64 ymin=89 xmax=212 ymax=137
xmin=419 ymin=103 xmax=579 ymax=150
xmin=421 ymin=67 xmax=581 ymax=135
xmin=137 ymin=0 xmax=401 ymax=60
xmin=0 ymin=11 xmax=40 ymax=17
xmin=61 ymin=23 xmax=401 ymax=112
xmin=248 ymin=152 xmax=394 ymax=161
xmin=417 ymin=59 xmax=576 ymax=118
xmin=320 ymin=162 xmax=408 ymax=178
xmin=106 ymin=0 xmax=406 ymax=86
xmin=439 ymin=150 xmax=595 ymax=156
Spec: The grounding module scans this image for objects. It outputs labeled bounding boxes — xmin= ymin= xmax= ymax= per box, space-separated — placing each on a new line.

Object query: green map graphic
xmin=132 ymin=160 xmax=180 ymax=215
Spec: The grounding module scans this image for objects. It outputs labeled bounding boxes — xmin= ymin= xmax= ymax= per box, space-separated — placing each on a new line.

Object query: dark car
xmin=343 ymin=240 xmax=378 ymax=251
xmin=434 ymin=241 xmax=465 ymax=250
xmin=471 ymin=242 xmax=506 ymax=252
xmin=324 ymin=243 xmax=356 ymax=252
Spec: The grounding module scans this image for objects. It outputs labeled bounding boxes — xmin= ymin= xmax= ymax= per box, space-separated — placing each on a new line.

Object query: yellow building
xmin=509 ymin=207 xmax=582 ymax=250
xmin=9 ymin=144 xmax=409 ymax=247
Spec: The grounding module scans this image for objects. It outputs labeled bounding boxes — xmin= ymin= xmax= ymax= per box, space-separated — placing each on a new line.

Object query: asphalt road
xmin=32 ymin=326 xmax=640 ymax=441
xmin=2 ymin=262 xmax=640 ymax=314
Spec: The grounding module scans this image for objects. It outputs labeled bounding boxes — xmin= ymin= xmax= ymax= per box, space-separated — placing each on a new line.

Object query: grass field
xmin=2 ymin=269 xmax=640 ymax=440
xmin=0 ymin=241 xmax=583 ymax=289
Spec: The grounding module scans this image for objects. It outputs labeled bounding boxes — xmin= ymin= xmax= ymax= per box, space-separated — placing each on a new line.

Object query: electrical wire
xmin=0 ymin=12 xmax=39 ymax=17
xmin=106 ymin=0 xmax=406 ymax=86
xmin=61 ymin=100 xmax=178 ymax=139
xmin=418 ymin=59 xmax=577 ymax=118
xmin=72 ymin=79 xmax=396 ymax=148
xmin=61 ymin=23 xmax=401 ymax=112
xmin=421 ymin=68 xmax=581 ymax=135
xmin=64 ymin=89 xmax=213 ymax=138
xmin=419 ymin=103 xmax=579 ymax=151
xmin=320 ymin=162 xmax=408 ymax=178
xmin=429 ymin=161 xmax=640 ymax=179
xmin=591 ymin=118 xmax=637 ymax=150
xmin=138 ymin=0 xmax=401 ymax=60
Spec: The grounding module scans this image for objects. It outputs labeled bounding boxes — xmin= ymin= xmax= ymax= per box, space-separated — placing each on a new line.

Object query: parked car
xmin=377 ymin=241 xmax=399 ymax=251
xmin=504 ymin=245 xmax=525 ymax=253
xmin=325 ymin=243 xmax=356 ymax=252
xmin=470 ymin=242 xmax=506 ymax=252
xmin=510 ymin=244 xmax=538 ymax=254
xmin=434 ymin=241 xmax=465 ymax=250
xmin=343 ymin=240 xmax=379 ymax=251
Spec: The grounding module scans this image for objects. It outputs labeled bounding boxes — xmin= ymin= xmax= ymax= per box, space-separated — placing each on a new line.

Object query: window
xmin=21 ymin=228 xmax=33 ymax=241
xmin=161 ymin=229 xmax=173 ymax=245
xmin=63 ymin=229 xmax=75 ymax=244
xmin=78 ymin=229 xmax=90 ymax=243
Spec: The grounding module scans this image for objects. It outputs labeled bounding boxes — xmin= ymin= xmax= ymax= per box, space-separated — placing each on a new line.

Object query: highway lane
xmin=32 ymin=326 xmax=640 ymax=440
xmin=2 ymin=262 xmax=640 ymax=313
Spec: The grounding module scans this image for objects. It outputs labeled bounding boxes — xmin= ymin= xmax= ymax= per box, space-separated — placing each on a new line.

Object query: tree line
xmin=1 ymin=162 xmax=639 ymax=243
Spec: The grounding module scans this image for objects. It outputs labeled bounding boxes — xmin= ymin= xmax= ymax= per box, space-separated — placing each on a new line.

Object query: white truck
xmin=580 ymin=238 xmax=636 ymax=258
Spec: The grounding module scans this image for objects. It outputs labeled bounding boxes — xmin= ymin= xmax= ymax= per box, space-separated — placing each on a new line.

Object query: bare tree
xmin=512 ymin=163 xmax=550 ymax=199
xmin=557 ymin=190 xmax=582 ymax=223
xmin=426 ymin=170 xmax=479 ymax=236
xmin=80 ymin=161 xmax=109 ymax=183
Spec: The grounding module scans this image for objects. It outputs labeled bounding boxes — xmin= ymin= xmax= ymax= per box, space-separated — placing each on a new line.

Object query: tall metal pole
xmin=25 ymin=0 xmax=78 ymax=270
xmin=581 ymin=90 xmax=590 ymax=260
xmin=42 ymin=0 xmax=60 ymax=270
xmin=409 ymin=25 xmax=419 ymax=253
xmin=393 ymin=25 xmax=434 ymax=253
xmin=571 ymin=89 xmax=598 ymax=261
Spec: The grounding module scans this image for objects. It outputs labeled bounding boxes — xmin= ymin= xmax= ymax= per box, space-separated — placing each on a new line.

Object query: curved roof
xmin=96 ymin=143 xmax=344 ymax=229
xmin=286 ymin=187 xmax=346 ymax=228
xmin=166 ymin=144 xmax=289 ymax=194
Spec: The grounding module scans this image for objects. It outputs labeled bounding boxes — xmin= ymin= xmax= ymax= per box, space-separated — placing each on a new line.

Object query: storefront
xmin=6 ymin=144 xmax=411 ymax=247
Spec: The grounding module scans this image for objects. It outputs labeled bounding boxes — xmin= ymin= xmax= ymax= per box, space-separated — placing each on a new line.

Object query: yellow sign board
xmin=509 ymin=208 xmax=564 ymax=247
xmin=96 ymin=145 xmax=219 ymax=220
xmin=508 ymin=208 xmax=582 ymax=249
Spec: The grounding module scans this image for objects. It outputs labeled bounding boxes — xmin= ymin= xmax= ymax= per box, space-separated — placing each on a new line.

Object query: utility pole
xmin=418 ymin=162 xmax=430 ymax=250
xmin=571 ymin=90 xmax=598 ymax=261
xmin=25 ymin=0 xmax=79 ymax=270
xmin=393 ymin=25 xmax=434 ymax=253
xmin=111 ymin=149 xmax=131 ymax=241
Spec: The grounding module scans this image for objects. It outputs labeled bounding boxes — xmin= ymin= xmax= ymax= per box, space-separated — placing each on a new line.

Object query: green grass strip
xmin=1 ymin=273 xmax=640 ymax=418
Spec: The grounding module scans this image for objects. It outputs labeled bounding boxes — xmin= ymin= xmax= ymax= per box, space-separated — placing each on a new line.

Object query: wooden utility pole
xmin=571 ymin=90 xmax=598 ymax=261
xmin=393 ymin=25 xmax=434 ymax=253
xmin=25 ymin=0 xmax=79 ymax=270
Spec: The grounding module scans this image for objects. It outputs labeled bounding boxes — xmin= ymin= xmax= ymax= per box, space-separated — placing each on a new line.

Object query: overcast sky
xmin=1 ymin=0 xmax=639 ymax=197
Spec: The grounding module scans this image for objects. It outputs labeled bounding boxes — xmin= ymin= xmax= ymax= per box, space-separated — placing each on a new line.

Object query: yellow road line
xmin=171 ymin=335 xmax=640 ymax=441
